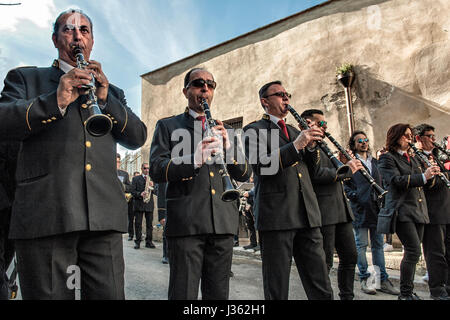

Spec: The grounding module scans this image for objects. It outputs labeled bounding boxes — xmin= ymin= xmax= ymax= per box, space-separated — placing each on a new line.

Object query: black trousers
xmin=259 ymin=227 xmax=333 ymax=300
xmin=0 ymin=207 xmax=14 ymax=300
xmin=14 ymin=231 xmax=125 ymax=300
xmin=167 ymin=234 xmax=234 ymax=300
xmin=134 ymin=211 xmax=153 ymax=244
xmin=127 ymin=201 xmax=135 ymax=237
xmin=386 ymin=233 xmax=393 ymax=245
xmin=321 ymin=222 xmax=357 ymax=300
xmin=162 ymin=223 xmax=168 ymax=258
xmin=244 ymin=209 xmax=257 ymax=245
xmin=422 ymin=223 xmax=450 ymax=296
xmin=396 ymin=221 xmax=425 ymax=296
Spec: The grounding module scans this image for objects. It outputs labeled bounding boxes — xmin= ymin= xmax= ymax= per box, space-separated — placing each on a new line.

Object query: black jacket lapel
xmin=50 ymin=66 xmax=64 ymax=84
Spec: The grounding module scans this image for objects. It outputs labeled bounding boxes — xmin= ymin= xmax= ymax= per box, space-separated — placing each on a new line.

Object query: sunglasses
xmin=403 ymin=134 xmax=413 ymax=139
xmin=357 ymin=138 xmax=369 ymax=143
xmin=187 ymin=78 xmax=217 ymax=90
xmin=422 ymin=134 xmax=436 ymax=139
xmin=143 ymin=167 xmax=150 ymax=170
xmin=265 ymin=92 xmax=292 ymax=99
xmin=317 ymin=120 xmax=327 ymax=128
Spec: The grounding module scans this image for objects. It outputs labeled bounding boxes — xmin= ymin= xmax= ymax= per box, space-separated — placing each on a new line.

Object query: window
xmin=223 ymin=117 xmax=243 ymax=129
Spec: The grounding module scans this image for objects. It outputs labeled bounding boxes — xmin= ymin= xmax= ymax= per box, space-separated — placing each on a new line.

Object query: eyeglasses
xmin=187 ymin=78 xmax=217 ymax=90
xmin=317 ymin=120 xmax=327 ymax=128
xmin=264 ymin=92 xmax=292 ymax=99
xmin=422 ymin=134 xmax=436 ymax=139
xmin=357 ymin=138 xmax=369 ymax=143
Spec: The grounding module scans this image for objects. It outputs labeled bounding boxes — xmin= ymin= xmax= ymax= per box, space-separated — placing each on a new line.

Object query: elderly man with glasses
xmin=0 ymin=9 xmax=147 ymax=300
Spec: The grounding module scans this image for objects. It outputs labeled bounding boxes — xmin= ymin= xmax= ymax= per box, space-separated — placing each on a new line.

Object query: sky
xmin=0 ymin=0 xmax=327 ymax=154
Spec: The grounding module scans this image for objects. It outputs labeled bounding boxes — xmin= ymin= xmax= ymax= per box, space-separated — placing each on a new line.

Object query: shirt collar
xmin=188 ymin=108 xmax=203 ymax=120
xmin=356 ymin=153 xmax=372 ymax=162
xmin=58 ymin=59 xmax=75 ymax=74
xmin=265 ymin=113 xmax=283 ymax=126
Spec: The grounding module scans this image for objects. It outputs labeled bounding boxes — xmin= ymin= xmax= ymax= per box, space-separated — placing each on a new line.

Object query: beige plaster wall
xmin=141 ymin=0 xmax=450 ymax=162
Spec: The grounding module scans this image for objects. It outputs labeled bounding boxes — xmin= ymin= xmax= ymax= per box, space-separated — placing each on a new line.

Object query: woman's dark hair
xmin=348 ymin=130 xmax=370 ymax=153
xmin=385 ymin=123 xmax=412 ymax=153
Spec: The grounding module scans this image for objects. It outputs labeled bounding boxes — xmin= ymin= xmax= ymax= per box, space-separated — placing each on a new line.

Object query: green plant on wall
xmin=336 ymin=63 xmax=354 ymax=76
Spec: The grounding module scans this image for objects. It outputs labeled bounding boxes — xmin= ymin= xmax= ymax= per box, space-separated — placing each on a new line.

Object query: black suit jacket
xmin=156 ymin=182 xmax=167 ymax=222
xmin=307 ymin=149 xmax=354 ymax=226
xmin=149 ymin=110 xmax=251 ymax=237
xmin=131 ymin=175 xmax=155 ymax=212
xmin=117 ymin=169 xmax=132 ymax=193
xmin=243 ymin=116 xmax=322 ymax=231
xmin=0 ymin=65 xmax=147 ymax=239
xmin=378 ymin=151 xmax=429 ymax=224
xmin=0 ymin=141 xmax=20 ymax=211
xmin=344 ymin=157 xmax=382 ymax=228
xmin=416 ymin=153 xmax=450 ymax=225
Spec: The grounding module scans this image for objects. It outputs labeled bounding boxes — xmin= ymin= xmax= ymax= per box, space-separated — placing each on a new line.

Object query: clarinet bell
xmin=221 ymin=174 xmax=240 ymax=202
xmin=374 ymin=183 xmax=388 ymax=199
xmin=85 ymin=113 xmax=113 ymax=137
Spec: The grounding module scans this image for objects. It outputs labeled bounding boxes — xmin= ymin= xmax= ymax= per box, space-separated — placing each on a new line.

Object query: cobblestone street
xmin=123 ymin=235 xmax=431 ymax=300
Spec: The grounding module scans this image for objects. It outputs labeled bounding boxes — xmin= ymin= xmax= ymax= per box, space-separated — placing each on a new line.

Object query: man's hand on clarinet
xmin=86 ymin=60 xmax=109 ymax=102
xmin=194 ymin=136 xmax=222 ymax=167
xmin=294 ymin=119 xmax=323 ymax=150
xmin=57 ymin=68 xmax=92 ymax=110
xmin=212 ymin=119 xmax=231 ymax=150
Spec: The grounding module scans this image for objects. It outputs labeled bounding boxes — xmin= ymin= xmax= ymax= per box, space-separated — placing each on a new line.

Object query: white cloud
xmin=0 ymin=0 xmax=57 ymax=32
xmin=91 ymin=0 xmax=203 ymax=71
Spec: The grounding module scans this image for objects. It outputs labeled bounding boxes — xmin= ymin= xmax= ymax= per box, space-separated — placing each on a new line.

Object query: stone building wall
xmin=141 ymin=0 xmax=450 ymax=163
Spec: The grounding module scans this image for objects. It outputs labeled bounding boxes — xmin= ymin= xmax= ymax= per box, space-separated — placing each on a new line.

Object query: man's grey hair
xmin=53 ymin=8 xmax=93 ymax=39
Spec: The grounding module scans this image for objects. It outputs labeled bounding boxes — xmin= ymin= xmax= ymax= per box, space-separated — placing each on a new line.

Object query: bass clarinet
xmin=286 ymin=105 xmax=350 ymax=175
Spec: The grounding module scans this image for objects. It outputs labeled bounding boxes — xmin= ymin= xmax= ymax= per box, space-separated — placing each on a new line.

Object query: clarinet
xmin=201 ymin=98 xmax=240 ymax=202
xmin=286 ymin=105 xmax=350 ymax=175
xmin=73 ymin=46 xmax=112 ymax=137
xmin=409 ymin=143 xmax=450 ymax=189
xmin=324 ymin=132 xmax=387 ymax=199
xmin=433 ymin=142 xmax=450 ymax=159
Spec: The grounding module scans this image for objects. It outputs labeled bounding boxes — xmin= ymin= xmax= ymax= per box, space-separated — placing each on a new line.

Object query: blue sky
xmin=0 ymin=0 xmax=327 ymax=154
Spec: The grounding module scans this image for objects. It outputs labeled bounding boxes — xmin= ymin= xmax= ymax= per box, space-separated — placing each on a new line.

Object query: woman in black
xmin=378 ymin=123 xmax=440 ymax=300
